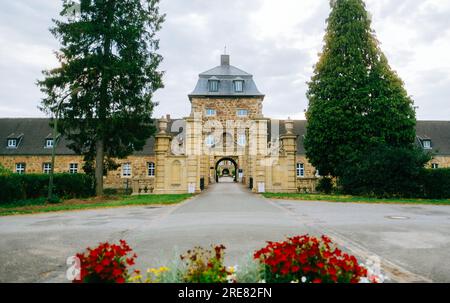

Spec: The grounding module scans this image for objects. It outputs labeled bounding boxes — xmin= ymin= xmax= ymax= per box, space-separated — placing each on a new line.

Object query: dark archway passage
xmin=215 ymin=157 xmax=238 ymax=183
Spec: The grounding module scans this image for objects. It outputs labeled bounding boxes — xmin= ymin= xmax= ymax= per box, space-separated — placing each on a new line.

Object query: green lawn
xmin=0 ymin=194 xmax=193 ymax=216
xmin=262 ymin=193 xmax=450 ymax=205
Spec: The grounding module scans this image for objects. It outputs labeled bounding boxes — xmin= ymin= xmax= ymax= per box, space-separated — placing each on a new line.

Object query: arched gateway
xmin=215 ymin=157 xmax=238 ymax=183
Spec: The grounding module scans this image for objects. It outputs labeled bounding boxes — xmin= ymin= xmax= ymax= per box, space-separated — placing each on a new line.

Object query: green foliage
xmin=38 ymin=0 xmax=165 ymax=194
xmin=0 ymin=164 xmax=12 ymax=176
xmin=305 ymin=0 xmax=416 ymax=177
xmin=0 ymin=173 xmax=95 ymax=204
xmin=420 ymin=168 xmax=450 ymax=199
xmin=316 ymin=177 xmax=334 ymax=194
xmin=180 ymin=245 xmax=231 ymax=283
xmin=338 ymin=145 xmax=431 ymax=198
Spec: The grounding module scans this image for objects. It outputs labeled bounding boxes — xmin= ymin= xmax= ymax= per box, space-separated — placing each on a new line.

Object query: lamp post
xmin=47 ymin=89 xmax=79 ymax=202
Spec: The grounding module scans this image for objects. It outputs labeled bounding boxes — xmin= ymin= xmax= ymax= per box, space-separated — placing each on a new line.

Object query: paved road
xmin=0 ymin=182 xmax=449 ymax=282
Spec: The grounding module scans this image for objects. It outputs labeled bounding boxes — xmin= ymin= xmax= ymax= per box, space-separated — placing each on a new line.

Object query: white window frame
xmin=237 ymin=109 xmax=248 ymax=117
xmin=234 ymin=80 xmax=244 ymax=92
xmin=423 ymin=140 xmax=432 ymax=149
xmin=43 ymin=163 xmax=52 ymax=174
xmin=237 ymin=134 xmax=246 ymax=147
xmin=16 ymin=163 xmax=25 ymax=174
xmin=69 ymin=163 xmax=78 ymax=174
xmin=45 ymin=139 xmax=54 ymax=148
xmin=208 ymin=80 xmax=219 ymax=92
xmin=122 ymin=163 xmax=132 ymax=177
xmin=296 ymin=163 xmax=305 ymax=178
xmin=205 ymin=108 xmax=216 ymax=117
xmin=432 ymin=163 xmax=439 ymax=169
xmin=7 ymin=139 xmax=17 ymax=148
xmin=148 ymin=162 xmax=155 ymax=177
xmin=205 ymin=135 xmax=216 ymax=147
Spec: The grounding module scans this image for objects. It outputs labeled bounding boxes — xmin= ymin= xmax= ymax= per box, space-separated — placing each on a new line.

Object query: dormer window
xmin=422 ymin=139 xmax=432 ymax=149
xmin=45 ymin=139 xmax=54 ymax=148
xmin=234 ymin=80 xmax=244 ymax=92
xmin=7 ymin=139 xmax=17 ymax=148
xmin=208 ymin=79 xmax=219 ymax=92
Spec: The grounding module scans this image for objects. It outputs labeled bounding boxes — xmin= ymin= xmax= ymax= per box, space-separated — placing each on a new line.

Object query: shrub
xmin=316 ymin=177 xmax=334 ymax=194
xmin=73 ymin=240 xmax=137 ymax=283
xmin=420 ymin=168 xmax=450 ymax=199
xmin=0 ymin=173 xmax=94 ymax=204
xmin=180 ymin=245 xmax=231 ymax=283
xmin=254 ymin=235 xmax=368 ymax=283
xmin=338 ymin=145 xmax=431 ymax=198
xmin=0 ymin=164 xmax=12 ymax=176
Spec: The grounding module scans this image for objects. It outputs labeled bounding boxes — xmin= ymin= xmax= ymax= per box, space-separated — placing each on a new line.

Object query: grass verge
xmin=261 ymin=193 xmax=450 ymax=205
xmin=0 ymin=194 xmax=193 ymax=216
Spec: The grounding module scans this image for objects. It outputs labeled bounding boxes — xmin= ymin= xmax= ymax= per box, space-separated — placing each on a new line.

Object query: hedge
xmin=0 ymin=173 xmax=95 ymax=204
xmin=420 ymin=168 xmax=450 ymax=199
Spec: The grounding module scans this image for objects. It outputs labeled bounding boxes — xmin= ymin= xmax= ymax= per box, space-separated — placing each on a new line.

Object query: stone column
xmin=154 ymin=117 xmax=172 ymax=194
xmin=280 ymin=119 xmax=297 ymax=193
xmin=249 ymin=115 xmax=269 ymax=192
xmin=185 ymin=115 xmax=202 ymax=193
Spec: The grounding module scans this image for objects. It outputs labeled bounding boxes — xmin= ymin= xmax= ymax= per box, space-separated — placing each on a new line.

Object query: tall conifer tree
xmin=38 ymin=0 xmax=165 ymax=195
xmin=305 ymin=0 xmax=416 ymax=177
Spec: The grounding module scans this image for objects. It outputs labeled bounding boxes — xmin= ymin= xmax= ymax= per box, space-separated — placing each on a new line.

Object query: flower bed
xmin=72 ymin=235 xmax=384 ymax=283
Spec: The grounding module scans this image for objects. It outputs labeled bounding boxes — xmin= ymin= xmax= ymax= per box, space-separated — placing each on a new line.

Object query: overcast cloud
xmin=0 ymin=0 xmax=449 ymax=120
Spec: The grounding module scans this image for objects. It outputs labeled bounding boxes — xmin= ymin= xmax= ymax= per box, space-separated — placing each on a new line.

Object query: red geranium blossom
xmin=254 ymin=235 xmax=368 ymax=283
xmin=73 ymin=240 xmax=136 ymax=283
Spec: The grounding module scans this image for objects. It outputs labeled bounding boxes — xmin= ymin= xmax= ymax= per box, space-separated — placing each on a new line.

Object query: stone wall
xmin=0 ymin=155 xmax=156 ymax=194
xmin=191 ymin=97 xmax=263 ymax=122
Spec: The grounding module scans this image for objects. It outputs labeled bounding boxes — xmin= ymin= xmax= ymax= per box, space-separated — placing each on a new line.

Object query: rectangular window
xmin=43 ymin=163 xmax=52 ymax=174
xmin=237 ymin=109 xmax=248 ymax=117
xmin=15 ymin=163 xmax=25 ymax=174
xmin=238 ymin=134 xmax=246 ymax=146
xmin=45 ymin=139 xmax=54 ymax=148
xmin=148 ymin=162 xmax=155 ymax=176
xmin=205 ymin=109 xmax=216 ymax=117
xmin=423 ymin=140 xmax=432 ymax=149
xmin=122 ymin=163 xmax=132 ymax=177
xmin=432 ymin=163 xmax=439 ymax=169
xmin=296 ymin=163 xmax=305 ymax=177
xmin=7 ymin=139 xmax=17 ymax=148
xmin=234 ymin=80 xmax=244 ymax=92
xmin=205 ymin=135 xmax=216 ymax=147
xmin=69 ymin=163 xmax=78 ymax=174
xmin=208 ymin=80 xmax=219 ymax=92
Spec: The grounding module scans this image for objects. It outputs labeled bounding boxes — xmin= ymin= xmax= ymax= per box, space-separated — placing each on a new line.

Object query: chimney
xmin=221 ymin=54 xmax=230 ymax=66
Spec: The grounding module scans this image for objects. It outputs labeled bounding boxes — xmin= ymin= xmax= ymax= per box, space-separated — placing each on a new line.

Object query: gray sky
xmin=1 ymin=0 xmax=449 ymax=120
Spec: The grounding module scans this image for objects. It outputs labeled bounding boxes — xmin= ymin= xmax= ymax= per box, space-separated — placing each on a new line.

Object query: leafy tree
xmin=305 ymin=0 xmax=416 ymax=177
xmin=38 ymin=0 xmax=165 ymax=195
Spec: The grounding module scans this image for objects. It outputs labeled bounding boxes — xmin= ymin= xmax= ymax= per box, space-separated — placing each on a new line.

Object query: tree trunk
xmin=95 ymin=139 xmax=104 ymax=196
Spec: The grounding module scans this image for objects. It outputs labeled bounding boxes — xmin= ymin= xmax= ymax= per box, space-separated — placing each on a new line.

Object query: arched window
xmin=148 ymin=162 xmax=155 ymax=176
xmin=296 ymin=163 xmax=305 ymax=177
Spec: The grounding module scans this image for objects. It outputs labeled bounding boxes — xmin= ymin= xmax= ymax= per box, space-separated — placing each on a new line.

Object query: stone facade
xmin=1 ymin=55 xmax=450 ymax=195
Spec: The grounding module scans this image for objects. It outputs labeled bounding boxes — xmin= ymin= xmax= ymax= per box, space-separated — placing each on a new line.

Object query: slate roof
xmin=189 ymin=55 xmax=264 ymax=99
xmin=0 ymin=118 xmax=176 ymax=156
xmin=1 ymin=118 xmax=449 ymax=156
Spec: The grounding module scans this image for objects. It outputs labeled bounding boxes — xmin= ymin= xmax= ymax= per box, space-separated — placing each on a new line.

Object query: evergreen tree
xmin=38 ymin=0 xmax=165 ymax=195
xmin=304 ymin=0 xmax=416 ymax=177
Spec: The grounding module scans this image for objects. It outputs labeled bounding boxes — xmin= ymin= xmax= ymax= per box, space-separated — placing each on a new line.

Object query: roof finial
xmin=224 ymin=45 xmax=227 ymax=55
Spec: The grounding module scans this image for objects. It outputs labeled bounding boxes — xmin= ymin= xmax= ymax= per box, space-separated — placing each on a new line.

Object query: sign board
xmin=257 ymin=182 xmax=265 ymax=193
